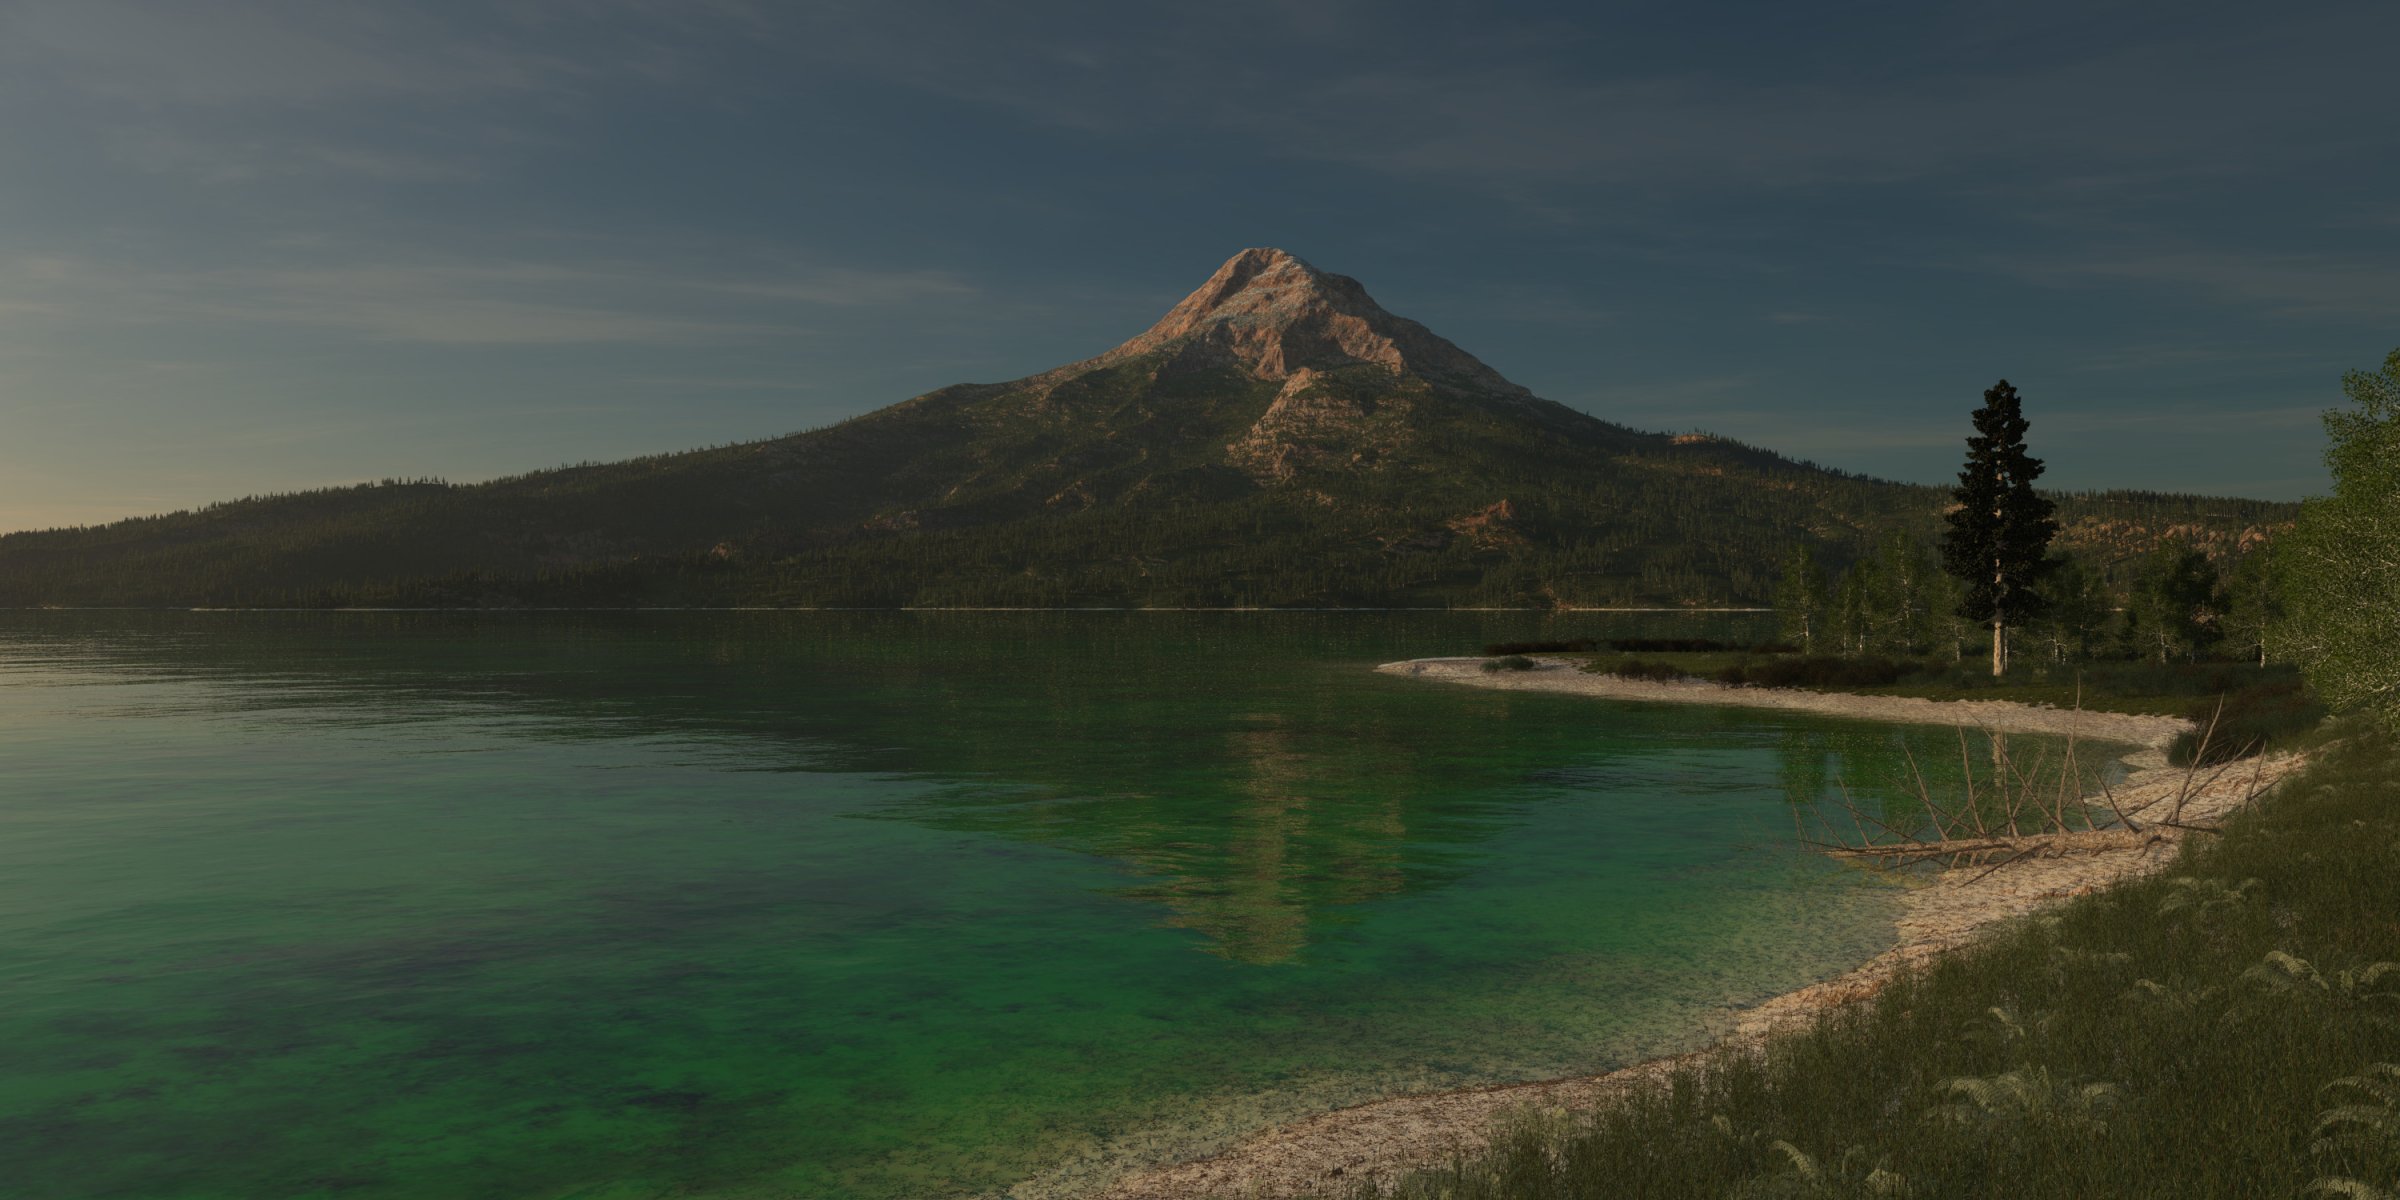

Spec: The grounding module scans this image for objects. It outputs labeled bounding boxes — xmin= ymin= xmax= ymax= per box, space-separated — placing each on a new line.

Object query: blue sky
xmin=3 ymin=0 xmax=2394 ymax=531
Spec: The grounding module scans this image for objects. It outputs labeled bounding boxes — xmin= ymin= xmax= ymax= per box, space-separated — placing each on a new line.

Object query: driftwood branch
xmin=1799 ymin=699 xmax=2289 ymax=885
xmin=1824 ymin=829 xmax=2162 ymax=863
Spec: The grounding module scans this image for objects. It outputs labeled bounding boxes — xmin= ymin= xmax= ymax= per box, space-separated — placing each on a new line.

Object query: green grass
xmin=1574 ymin=651 xmax=1754 ymax=679
xmin=1321 ymin=719 xmax=2400 ymax=1200
xmin=1839 ymin=661 xmax=2302 ymax=719
xmin=2170 ymin=679 xmax=2332 ymax=767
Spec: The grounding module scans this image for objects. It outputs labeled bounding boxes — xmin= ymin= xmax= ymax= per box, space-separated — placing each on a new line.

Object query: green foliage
xmin=1940 ymin=380 xmax=2062 ymax=672
xmin=1778 ymin=532 xmax=1962 ymax=662
xmin=1828 ymin=555 xmax=1874 ymax=657
xmin=2311 ymin=1063 xmax=2400 ymax=1198
xmin=2224 ymin=540 xmax=2289 ymax=668
xmin=1602 ymin=658 xmax=1690 ymax=682
xmin=2130 ymin=542 xmax=2228 ymax=664
xmin=1863 ymin=531 xmax=1943 ymax=656
xmin=1330 ymin=726 xmax=2400 ymax=1200
xmin=1774 ymin=544 xmax=1830 ymax=653
xmin=2285 ymin=347 xmax=2400 ymax=730
xmin=1720 ymin=655 xmax=1916 ymax=689
xmin=1483 ymin=639 xmax=1600 ymax=655
xmin=1481 ymin=654 xmax=1537 ymax=672
xmin=2168 ymin=678 xmax=2328 ymax=767
xmin=1727 ymin=1139 xmax=1910 ymax=1198
xmin=1931 ymin=1066 xmax=2120 ymax=1138
xmin=2030 ymin=553 xmax=2112 ymax=665
xmin=0 ymin=353 xmax=2291 ymax=611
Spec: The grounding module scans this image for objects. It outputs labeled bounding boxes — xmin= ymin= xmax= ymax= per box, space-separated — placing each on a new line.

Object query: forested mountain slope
xmin=0 ymin=249 xmax=2291 ymax=608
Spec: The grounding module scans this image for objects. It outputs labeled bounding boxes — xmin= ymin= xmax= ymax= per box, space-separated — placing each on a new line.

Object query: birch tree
xmin=2285 ymin=348 xmax=2400 ymax=727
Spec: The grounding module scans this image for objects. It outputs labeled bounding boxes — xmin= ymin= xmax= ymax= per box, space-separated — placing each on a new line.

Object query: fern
xmin=2156 ymin=876 xmax=2262 ymax=920
xmin=2309 ymin=1063 xmax=2400 ymax=1199
xmin=1933 ymin=1066 xmax=2120 ymax=1136
xmin=1728 ymin=1140 xmax=1910 ymax=1199
xmin=2305 ymin=1182 xmax=2395 ymax=1200
xmin=2124 ymin=976 xmax=2227 ymax=1020
xmin=2243 ymin=952 xmax=2400 ymax=1018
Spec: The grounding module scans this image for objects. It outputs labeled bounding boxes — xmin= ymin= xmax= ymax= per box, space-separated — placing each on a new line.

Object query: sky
xmin=3 ymin=0 xmax=2395 ymax=532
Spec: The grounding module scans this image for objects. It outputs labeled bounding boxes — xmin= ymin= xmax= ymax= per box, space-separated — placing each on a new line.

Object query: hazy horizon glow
xmin=4 ymin=0 xmax=2395 ymax=532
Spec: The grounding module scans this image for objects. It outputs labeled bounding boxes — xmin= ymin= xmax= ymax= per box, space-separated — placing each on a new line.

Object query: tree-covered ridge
xmin=0 ymin=248 xmax=2296 ymax=610
xmin=0 ymin=396 xmax=2288 ymax=610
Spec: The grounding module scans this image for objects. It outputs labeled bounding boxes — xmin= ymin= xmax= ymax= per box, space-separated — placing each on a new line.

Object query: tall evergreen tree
xmin=1940 ymin=380 xmax=2060 ymax=675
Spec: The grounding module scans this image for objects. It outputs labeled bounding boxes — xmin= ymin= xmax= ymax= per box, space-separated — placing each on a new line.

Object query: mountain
xmin=0 ymin=249 xmax=2292 ymax=609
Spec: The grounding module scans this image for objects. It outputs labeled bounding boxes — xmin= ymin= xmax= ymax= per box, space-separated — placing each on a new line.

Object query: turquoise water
xmin=0 ymin=613 xmax=2071 ymax=1198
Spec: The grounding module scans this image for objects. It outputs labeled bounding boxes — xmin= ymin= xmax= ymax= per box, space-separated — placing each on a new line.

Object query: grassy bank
xmin=1324 ymin=721 xmax=2400 ymax=1200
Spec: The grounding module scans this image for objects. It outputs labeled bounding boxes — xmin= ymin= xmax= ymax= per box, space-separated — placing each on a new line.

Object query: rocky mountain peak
xmin=1080 ymin=248 xmax=1532 ymax=398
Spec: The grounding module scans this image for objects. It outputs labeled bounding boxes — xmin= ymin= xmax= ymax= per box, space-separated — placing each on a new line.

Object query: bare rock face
xmin=1075 ymin=248 xmax=1533 ymax=399
xmin=912 ymin=247 xmax=1589 ymax=494
xmin=1225 ymin=368 xmax=1414 ymax=482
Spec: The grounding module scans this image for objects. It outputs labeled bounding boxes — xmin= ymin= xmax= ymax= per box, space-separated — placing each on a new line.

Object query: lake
xmin=0 ymin=612 xmax=2081 ymax=1198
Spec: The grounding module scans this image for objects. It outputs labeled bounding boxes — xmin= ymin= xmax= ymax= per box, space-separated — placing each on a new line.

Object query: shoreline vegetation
xmin=1084 ymin=661 xmax=2318 ymax=1200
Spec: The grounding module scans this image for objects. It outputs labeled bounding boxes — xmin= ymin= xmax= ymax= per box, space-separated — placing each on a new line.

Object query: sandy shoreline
xmin=1070 ymin=660 xmax=2294 ymax=1200
xmin=1375 ymin=656 xmax=2192 ymax=746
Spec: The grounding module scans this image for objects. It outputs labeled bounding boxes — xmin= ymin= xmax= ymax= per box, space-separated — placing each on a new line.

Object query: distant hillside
xmin=0 ymin=249 xmax=2293 ymax=609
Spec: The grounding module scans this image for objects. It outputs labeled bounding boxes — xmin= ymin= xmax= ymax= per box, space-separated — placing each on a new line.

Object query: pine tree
xmin=1940 ymin=380 xmax=2060 ymax=676
xmin=2131 ymin=542 xmax=2225 ymax=663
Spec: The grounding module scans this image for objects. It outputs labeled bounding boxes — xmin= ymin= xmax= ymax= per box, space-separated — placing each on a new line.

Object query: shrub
xmin=1604 ymin=637 xmax=1799 ymax=654
xmin=1719 ymin=655 xmax=1918 ymax=689
xmin=2169 ymin=679 xmax=2329 ymax=766
xmin=1483 ymin=639 xmax=1599 ymax=655
xmin=1606 ymin=659 xmax=1689 ymax=682
xmin=1481 ymin=654 xmax=1538 ymax=673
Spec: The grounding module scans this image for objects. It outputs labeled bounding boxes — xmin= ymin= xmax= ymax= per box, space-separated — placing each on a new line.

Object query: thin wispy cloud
xmin=2008 ymin=251 xmax=2400 ymax=322
xmin=105 ymin=126 xmax=481 ymax=185
xmin=0 ymin=254 xmax=978 ymax=347
xmin=3 ymin=1 xmax=558 ymax=106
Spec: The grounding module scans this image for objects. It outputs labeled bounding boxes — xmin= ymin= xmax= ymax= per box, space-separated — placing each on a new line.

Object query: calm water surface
xmin=0 ymin=613 xmax=2083 ymax=1199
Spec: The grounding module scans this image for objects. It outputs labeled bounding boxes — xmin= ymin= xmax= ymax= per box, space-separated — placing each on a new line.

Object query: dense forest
xmin=0 ymin=358 xmax=2289 ymax=610
xmin=0 ymin=249 xmax=2296 ymax=611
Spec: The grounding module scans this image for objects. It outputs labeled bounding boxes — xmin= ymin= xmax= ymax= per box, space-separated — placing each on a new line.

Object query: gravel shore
xmin=1072 ymin=660 xmax=2294 ymax=1200
xmin=1373 ymin=656 xmax=2191 ymax=746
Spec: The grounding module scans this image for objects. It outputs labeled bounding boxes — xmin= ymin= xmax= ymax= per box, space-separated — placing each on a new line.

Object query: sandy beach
xmin=1374 ymin=656 xmax=2192 ymax=746
xmin=1080 ymin=659 xmax=2298 ymax=1200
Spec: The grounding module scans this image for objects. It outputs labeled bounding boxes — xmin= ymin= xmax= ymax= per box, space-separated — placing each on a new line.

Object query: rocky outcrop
xmin=1054 ymin=248 xmax=1532 ymax=399
xmin=1224 ymin=368 xmax=1414 ymax=482
xmin=1444 ymin=499 xmax=1526 ymax=549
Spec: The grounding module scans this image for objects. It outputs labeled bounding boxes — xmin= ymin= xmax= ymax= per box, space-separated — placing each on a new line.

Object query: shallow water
xmin=0 ymin=612 xmax=2092 ymax=1198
